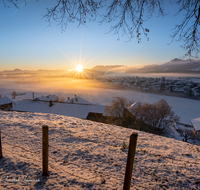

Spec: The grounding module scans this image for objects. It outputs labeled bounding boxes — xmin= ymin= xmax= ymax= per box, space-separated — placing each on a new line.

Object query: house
xmin=64 ymin=95 xmax=92 ymax=105
xmin=0 ymin=97 xmax=13 ymax=110
xmin=12 ymin=96 xmax=106 ymax=122
xmin=34 ymin=95 xmax=58 ymax=102
xmin=190 ymin=117 xmax=200 ymax=139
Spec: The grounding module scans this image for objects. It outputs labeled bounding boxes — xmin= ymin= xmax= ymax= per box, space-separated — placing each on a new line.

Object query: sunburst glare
xmin=76 ymin=65 xmax=83 ymax=72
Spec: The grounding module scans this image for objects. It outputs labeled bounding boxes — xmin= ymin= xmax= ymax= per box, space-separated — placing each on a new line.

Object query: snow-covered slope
xmin=0 ymin=111 xmax=200 ymax=189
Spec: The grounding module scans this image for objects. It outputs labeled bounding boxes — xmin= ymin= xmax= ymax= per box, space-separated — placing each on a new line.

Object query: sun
xmin=76 ymin=65 xmax=83 ymax=72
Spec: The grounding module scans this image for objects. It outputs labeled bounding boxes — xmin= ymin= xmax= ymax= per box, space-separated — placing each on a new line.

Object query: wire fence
xmin=0 ymin=123 xmax=135 ymax=188
xmin=2 ymin=127 xmax=199 ymax=166
xmin=0 ymin=120 xmax=200 ymax=189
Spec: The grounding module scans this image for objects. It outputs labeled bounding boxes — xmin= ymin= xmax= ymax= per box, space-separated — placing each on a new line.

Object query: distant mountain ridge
xmin=2 ymin=58 xmax=200 ymax=75
xmin=0 ymin=69 xmax=65 ymax=73
xmin=131 ymin=58 xmax=200 ymax=73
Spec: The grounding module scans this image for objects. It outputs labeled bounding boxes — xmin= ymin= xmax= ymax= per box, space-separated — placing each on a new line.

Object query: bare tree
xmin=54 ymin=95 xmax=66 ymax=102
xmin=104 ymin=96 xmax=133 ymax=127
xmin=11 ymin=91 xmax=18 ymax=99
xmin=178 ymin=129 xmax=194 ymax=142
xmin=130 ymin=99 xmax=180 ymax=135
xmin=2 ymin=0 xmax=200 ymax=57
xmin=105 ymin=97 xmax=179 ymax=135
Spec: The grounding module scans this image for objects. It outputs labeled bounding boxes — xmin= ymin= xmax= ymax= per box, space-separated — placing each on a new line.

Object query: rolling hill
xmin=0 ymin=111 xmax=199 ymax=189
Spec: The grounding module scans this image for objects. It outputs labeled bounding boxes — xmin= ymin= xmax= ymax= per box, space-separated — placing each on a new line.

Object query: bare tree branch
xmin=1 ymin=0 xmax=20 ymax=8
xmin=130 ymin=99 xmax=180 ymax=135
xmin=100 ymin=0 xmax=165 ymax=42
xmin=43 ymin=0 xmax=103 ymax=31
xmin=171 ymin=0 xmax=200 ymax=58
xmin=2 ymin=0 xmax=200 ymax=58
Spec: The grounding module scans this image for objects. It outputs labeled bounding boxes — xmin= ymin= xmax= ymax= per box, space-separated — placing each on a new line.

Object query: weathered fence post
xmin=0 ymin=128 xmax=3 ymax=158
xmin=123 ymin=132 xmax=138 ymax=190
xmin=42 ymin=125 xmax=49 ymax=176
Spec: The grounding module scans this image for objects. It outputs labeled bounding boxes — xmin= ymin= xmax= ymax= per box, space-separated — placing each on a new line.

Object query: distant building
xmin=0 ymin=97 xmax=13 ymax=110
xmin=12 ymin=96 xmax=106 ymax=122
xmin=34 ymin=95 xmax=58 ymax=102
xmin=190 ymin=118 xmax=200 ymax=139
xmin=64 ymin=95 xmax=92 ymax=105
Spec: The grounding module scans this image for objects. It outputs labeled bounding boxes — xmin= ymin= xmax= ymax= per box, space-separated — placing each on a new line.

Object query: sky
xmin=0 ymin=0 xmax=187 ymax=71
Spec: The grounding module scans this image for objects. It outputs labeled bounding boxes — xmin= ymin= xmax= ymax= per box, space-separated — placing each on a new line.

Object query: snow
xmin=0 ymin=97 xmax=13 ymax=105
xmin=6 ymin=89 xmax=200 ymax=126
xmin=64 ymin=96 xmax=92 ymax=105
xmin=126 ymin=93 xmax=200 ymax=126
xmin=189 ymin=67 xmax=200 ymax=71
xmin=191 ymin=117 xmax=200 ymax=131
xmin=0 ymin=111 xmax=200 ymax=189
xmin=34 ymin=95 xmax=58 ymax=101
xmin=11 ymin=100 xmax=105 ymax=119
xmin=0 ymin=77 xmax=200 ymax=126
xmin=127 ymin=102 xmax=138 ymax=111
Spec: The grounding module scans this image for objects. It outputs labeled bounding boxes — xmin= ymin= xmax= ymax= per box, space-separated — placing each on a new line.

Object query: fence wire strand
xmin=0 ymin=121 xmax=200 ymax=189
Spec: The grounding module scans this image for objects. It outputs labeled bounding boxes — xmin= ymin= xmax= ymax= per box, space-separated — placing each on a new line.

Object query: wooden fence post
xmin=123 ymin=132 xmax=138 ymax=190
xmin=0 ymin=128 xmax=2 ymax=158
xmin=42 ymin=125 xmax=49 ymax=176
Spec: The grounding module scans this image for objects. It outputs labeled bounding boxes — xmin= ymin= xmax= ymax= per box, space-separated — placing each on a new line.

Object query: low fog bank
xmin=103 ymin=71 xmax=200 ymax=81
xmin=1 ymin=77 xmax=200 ymax=125
xmin=1 ymin=74 xmax=200 ymax=105
xmin=0 ymin=77 xmax=113 ymax=104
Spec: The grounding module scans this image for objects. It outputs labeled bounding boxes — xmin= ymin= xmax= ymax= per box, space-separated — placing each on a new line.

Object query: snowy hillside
xmin=0 ymin=111 xmax=200 ymax=189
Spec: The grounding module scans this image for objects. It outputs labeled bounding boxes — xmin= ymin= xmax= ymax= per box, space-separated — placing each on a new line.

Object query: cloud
xmin=104 ymin=65 xmax=144 ymax=76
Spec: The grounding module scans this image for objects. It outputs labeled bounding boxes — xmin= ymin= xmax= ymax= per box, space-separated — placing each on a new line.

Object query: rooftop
xmin=191 ymin=117 xmax=200 ymax=131
xmin=12 ymin=100 xmax=105 ymax=119
xmin=0 ymin=97 xmax=13 ymax=105
xmin=64 ymin=96 xmax=92 ymax=105
xmin=35 ymin=95 xmax=58 ymax=101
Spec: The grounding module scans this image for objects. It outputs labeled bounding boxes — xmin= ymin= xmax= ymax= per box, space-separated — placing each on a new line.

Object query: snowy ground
xmin=1 ymin=77 xmax=200 ymax=125
xmin=0 ymin=111 xmax=200 ymax=189
xmin=169 ymin=123 xmax=200 ymax=146
xmin=4 ymin=89 xmax=200 ymax=127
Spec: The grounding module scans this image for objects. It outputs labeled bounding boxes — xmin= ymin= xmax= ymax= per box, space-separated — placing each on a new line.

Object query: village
xmin=0 ymin=94 xmax=105 ymax=122
xmin=0 ymin=91 xmax=200 ymax=145
xmin=98 ymin=76 xmax=200 ymax=99
xmin=1 ymin=1 xmax=200 ymax=188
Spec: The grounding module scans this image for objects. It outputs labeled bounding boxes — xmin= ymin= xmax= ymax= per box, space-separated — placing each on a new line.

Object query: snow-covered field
xmin=0 ymin=111 xmax=200 ymax=189
xmin=8 ymin=90 xmax=200 ymax=126
xmin=1 ymin=78 xmax=200 ymax=126
xmin=1 ymin=77 xmax=200 ymax=118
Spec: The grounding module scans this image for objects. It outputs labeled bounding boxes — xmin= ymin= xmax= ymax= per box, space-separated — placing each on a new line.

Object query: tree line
xmin=104 ymin=97 xmax=199 ymax=142
xmin=104 ymin=97 xmax=180 ymax=136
